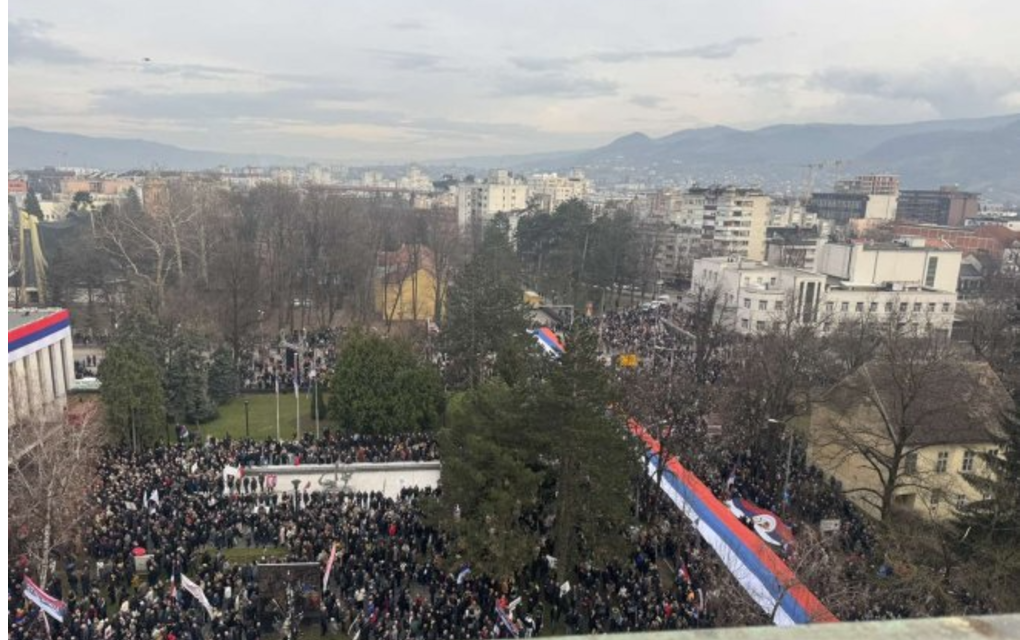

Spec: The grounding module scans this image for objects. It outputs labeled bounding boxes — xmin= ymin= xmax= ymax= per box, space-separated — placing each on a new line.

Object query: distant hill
xmin=521 ymin=113 xmax=1020 ymax=200
xmin=7 ymin=127 xmax=302 ymax=171
xmin=11 ymin=113 xmax=1020 ymax=200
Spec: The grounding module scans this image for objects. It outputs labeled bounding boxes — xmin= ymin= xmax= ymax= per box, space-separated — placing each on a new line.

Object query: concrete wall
xmin=243 ymin=461 xmax=441 ymax=499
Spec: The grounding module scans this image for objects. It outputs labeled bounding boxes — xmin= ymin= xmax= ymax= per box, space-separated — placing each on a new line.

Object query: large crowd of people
xmin=243 ymin=329 xmax=342 ymax=394
xmin=9 ymin=432 xmax=717 ymax=640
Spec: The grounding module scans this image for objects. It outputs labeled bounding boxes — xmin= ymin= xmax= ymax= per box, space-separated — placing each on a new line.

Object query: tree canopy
xmin=328 ymin=329 xmax=445 ymax=434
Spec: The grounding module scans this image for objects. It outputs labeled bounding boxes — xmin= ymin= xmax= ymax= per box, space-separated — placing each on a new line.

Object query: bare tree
xmin=811 ymin=327 xmax=1003 ymax=521
xmin=8 ymin=407 xmax=104 ymax=585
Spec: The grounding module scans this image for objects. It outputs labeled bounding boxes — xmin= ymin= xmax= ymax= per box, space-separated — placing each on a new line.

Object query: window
xmin=925 ymin=256 xmax=938 ymax=287
xmin=930 ymin=490 xmax=943 ymax=507
xmin=826 ymin=302 xmax=834 ymax=313
xmin=744 ymin=298 xmax=751 ymax=309
xmin=956 ymin=494 xmax=967 ymax=510
xmin=841 ymin=302 xmax=849 ymax=312
xmin=928 ymin=303 xmax=936 ymax=313
xmin=900 ymin=302 xmax=908 ymax=313
xmin=770 ymin=277 xmax=777 ymax=287
xmin=885 ymin=302 xmax=894 ymax=312
xmin=936 ymin=451 xmax=949 ymax=473
xmin=987 ymin=449 xmax=1000 ymax=470
xmin=904 ymin=453 xmax=918 ymax=474
xmin=942 ymin=303 xmax=951 ymax=313
xmin=775 ymin=300 xmax=784 ymax=311
xmin=962 ymin=450 xmax=975 ymax=472
xmin=756 ymin=321 xmax=766 ymax=331
xmin=822 ymin=322 xmax=831 ymax=332
xmin=741 ymin=318 xmax=749 ymax=330
xmin=869 ymin=302 xmax=878 ymax=312
xmin=759 ymin=300 xmax=768 ymax=311
xmin=913 ymin=302 xmax=922 ymax=313
xmin=856 ymin=302 xmax=865 ymax=313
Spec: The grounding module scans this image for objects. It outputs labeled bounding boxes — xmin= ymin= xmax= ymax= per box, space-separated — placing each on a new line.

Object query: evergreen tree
xmin=442 ymin=219 xmax=534 ymax=389
xmin=24 ymin=189 xmax=43 ymax=218
xmin=534 ymin=326 xmax=637 ymax=576
xmin=434 ymin=383 xmax=545 ymax=579
xmin=328 ymin=330 xmax=445 ymax=434
xmin=165 ymin=329 xmax=217 ymax=425
xmin=207 ymin=345 xmax=238 ymax=406
xmin=956 ymin=408 xmax=1020 ymax=544
xmin=99 ymin=343 xmax=165 ymax=448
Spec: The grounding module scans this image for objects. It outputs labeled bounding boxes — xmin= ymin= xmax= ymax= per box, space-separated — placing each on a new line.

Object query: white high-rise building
xmin=456 ymin=170 xmax=529 ymax=230
xmin=527 ymin=170 xmax=592 ymax=213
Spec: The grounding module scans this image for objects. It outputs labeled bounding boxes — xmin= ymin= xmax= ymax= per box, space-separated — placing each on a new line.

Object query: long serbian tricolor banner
xmin=629 ymin=418 xmax=837 ymax=626
xmin=8 ymin=309 xmax=71 ymax=364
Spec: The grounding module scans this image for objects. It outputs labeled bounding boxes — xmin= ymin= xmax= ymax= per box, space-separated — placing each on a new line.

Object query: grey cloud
xmin=812 ymin=64 xmax=1020 ymax=118
xmin=510 ymin=37 xmax=760 ymax=71
xmin=389 ymin=19 xmax=426 ymax=30
xmin=494 ymin=74 xmax=618 ymax=98
xmin=509 ymin=56 xmax=572 ymax=72
xmin=372 ymin=50 xmax=456 ymax=72
xmin=630 ymin=95 xmax=665 ymax=109
xmin=92 ymin=84 xmax=375 ymax=124
xmin=734 ymin=72 xmax=803 ymax=89
xmin=9 ymin=20 xmax=95 ymax=65
xmin=136 ymin=61 xmax=259 ymax=81
xmin=591 ymin=37 xmax=761 ymax=63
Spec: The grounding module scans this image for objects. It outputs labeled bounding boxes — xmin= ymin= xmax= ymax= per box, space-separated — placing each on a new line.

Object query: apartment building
xmin=897 ymin=186 xmax=980 ymax=227
xmin=527 ymin=171 xmax=592 ymax=213
xmin=681 ymin=186 xmax=770 ymax=260
xmin=456 ymin=170 xmax=529 ymax=230
xmin=691 ymin=241 xmax=962 ymax=336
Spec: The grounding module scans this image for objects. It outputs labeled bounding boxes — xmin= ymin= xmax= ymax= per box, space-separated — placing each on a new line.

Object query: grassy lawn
xmin=198 ymin=394 xmax=326 ymax=441
xmin=218 ymin=546 xmax=289 ymax=564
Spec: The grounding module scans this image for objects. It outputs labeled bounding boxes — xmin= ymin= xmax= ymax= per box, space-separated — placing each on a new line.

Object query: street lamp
xmin=244 ymin=400 xmax=250 ymax=440
xmin=292 ymin=479 xmax=302 ymax=509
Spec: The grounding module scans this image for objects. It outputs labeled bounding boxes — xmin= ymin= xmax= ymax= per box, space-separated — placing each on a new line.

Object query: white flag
xmin=149 ymin=489 xmax=160 ymax=506
xmin=223 ymin=465 xmax=242 ymax=481
xmin=180 ymin=574 xmax=216 ymax=618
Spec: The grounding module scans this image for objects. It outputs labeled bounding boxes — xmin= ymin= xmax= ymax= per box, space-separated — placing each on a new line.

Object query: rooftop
xmin=8 ymin=307 xmax=65 ymax=332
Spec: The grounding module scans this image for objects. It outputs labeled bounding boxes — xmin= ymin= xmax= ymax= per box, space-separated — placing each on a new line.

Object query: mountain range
xmin=10 ymin=113 xmax=1020 ymax=201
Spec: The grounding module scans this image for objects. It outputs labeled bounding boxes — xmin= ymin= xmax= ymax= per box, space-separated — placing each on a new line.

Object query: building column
xmin=13 ymin=358 xmax=30 ymax=423
xmin=25 ymin=351 xmax=43 ymax=416
xmin=39 ymin=346 xmax=55 ymax=410
xmin=62 ymin=336 xmax=75 ymax=392
xmin=51 ymin=343 xmax=67 ymax=399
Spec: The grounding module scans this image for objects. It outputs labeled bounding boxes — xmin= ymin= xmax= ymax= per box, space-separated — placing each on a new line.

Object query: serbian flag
xmin=322 ymin=542 xmax=338 ymax=593
xmin=726 ymin=497 xmax=795 ymax=550
xmin=496 ymin=605 xmax=519 ymax=638
xmin=529 ymin=327 xmax=565 ymax=358
xmin=22 ymin=576 xmax=67 ymax=622
xmin=456 ymin=564 xmax=471 ymax=585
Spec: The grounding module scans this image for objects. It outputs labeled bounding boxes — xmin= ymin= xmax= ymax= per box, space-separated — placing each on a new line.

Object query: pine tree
xmin=207 ymin=345 xmax=238 ymax=406
xmin=165 ymin=329 xmax=217 ymax=425
xmin=442 ymin=219 xmax=534 ymax=389
xmin=532 ymin=326 xmax=637 ymax=576
xmin=434 ymin=383 xmax=545 ymax=579
xmin=956 ymin=408 xmax=1020 ymax=545
xmin=328 ymin=330 xmax=444 ymax=434
xmin=99 ymin=343 xmax=165 ymax=448
xmin=24 ymin=190 xmax=43 ymax=218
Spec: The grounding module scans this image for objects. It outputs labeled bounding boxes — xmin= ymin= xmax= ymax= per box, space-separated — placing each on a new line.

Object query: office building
xmin=897 ymin=187 xmax=980 ymax=227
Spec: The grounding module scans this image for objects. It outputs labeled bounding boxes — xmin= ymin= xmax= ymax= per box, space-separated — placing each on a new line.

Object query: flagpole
xmin=295 ymin=374 xmax=301 ymax=442
xmin=275 ymin=375 xmax=281 ymax=443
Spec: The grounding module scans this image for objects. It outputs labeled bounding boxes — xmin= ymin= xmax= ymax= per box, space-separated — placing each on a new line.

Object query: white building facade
xmin=456 ymin=170 xmax=529 ymax=230
xmin=692 ymin=242 xmax=961 ymax=336
xmin=8 ymin=308 xmax=75 ymax=424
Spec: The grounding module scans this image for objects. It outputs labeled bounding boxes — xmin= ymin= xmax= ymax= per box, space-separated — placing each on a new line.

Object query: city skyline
xmin=9 ymin=0 xmax=1020 ymax=162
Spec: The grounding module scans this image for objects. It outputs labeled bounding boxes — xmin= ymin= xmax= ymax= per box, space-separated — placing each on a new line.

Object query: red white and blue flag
xmin=726 ymin=497 xmax=795 ymax=550
xmin=529 ymin=327 xmax=565 ymax=358
xmin=22 ymin=576 xmax=67 ymax=622
xmin=629 ymin=418 xmax=836 ymax=626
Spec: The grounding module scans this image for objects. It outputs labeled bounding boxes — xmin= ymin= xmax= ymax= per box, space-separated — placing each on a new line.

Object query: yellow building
xmin=809 ymin=358 xmax=1012 ymax=521
xmin=374 ymin=245 xmax=441 ymax=323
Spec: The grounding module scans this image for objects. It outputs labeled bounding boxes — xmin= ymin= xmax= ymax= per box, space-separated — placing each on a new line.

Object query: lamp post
xmin=292 ymin=479 xmax=302 ymax=510
xmin=312 ymin=370 xmax=320 ymax=439
xmin=244 ymin=400 xmax=250 ymax=440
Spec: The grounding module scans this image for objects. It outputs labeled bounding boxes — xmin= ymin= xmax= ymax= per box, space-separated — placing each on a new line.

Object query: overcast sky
xmin=9 ymin=0 xmax=1020 ymax=162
